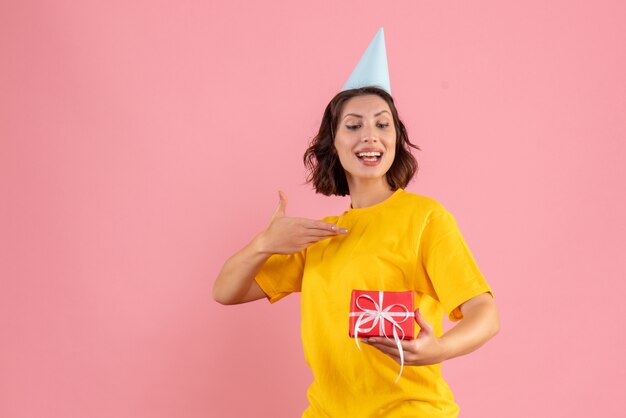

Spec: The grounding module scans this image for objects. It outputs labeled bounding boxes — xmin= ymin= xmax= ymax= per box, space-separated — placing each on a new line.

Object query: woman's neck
xmin=347 ymin=178 xmax=395 ymax=209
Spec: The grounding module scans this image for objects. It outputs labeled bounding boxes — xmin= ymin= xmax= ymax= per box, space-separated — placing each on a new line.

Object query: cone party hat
xmin=341 ymin=28 xmax=391 ymax=95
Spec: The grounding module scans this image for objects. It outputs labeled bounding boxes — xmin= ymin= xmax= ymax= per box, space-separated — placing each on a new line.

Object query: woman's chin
xmin=346 ymin=171 xmax=390 ymax=185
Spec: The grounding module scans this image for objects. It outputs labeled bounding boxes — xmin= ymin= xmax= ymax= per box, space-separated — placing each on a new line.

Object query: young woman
xmin=213 ymin=86 xmax=500 ymax=417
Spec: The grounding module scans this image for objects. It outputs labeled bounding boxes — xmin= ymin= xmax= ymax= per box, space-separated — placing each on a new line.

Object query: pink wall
xmin=2 ymin=1 xmax=625 ymax=417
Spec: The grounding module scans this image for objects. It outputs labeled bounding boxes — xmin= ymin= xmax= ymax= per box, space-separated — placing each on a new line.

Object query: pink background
xmin=2 ymin=1 xmax=625 ymax=417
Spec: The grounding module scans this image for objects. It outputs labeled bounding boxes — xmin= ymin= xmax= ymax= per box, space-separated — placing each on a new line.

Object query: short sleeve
xmin=420 ymin=210 xmax=493 ymax=321
xmin=254 ymin=250 xmax=306 ymax=303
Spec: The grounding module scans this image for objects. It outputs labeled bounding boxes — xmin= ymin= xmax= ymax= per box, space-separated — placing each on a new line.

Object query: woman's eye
xmin=346 ymin=125 xmax=360 ymax=130
xmin=377 ymin=123 xmax=390 ymax=129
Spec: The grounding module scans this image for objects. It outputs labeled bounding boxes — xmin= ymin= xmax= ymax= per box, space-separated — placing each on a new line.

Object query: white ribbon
xmin=349 ymin=291 xmax=414 ymax=383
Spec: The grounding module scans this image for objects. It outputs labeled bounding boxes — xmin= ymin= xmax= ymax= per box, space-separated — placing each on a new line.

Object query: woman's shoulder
xmin=394 ymin=189 xmax=450 ymax=216
xmin=395 ymin=191 xmax=462 ymax=238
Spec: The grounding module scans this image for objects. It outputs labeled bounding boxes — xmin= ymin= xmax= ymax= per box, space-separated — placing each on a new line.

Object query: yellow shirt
xmin=255 ymin=189 xmax=492 ymax=417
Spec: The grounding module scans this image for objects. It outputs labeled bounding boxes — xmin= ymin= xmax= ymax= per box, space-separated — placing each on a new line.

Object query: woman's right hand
xmin=255 ymin=191 xmax=348 ymax=255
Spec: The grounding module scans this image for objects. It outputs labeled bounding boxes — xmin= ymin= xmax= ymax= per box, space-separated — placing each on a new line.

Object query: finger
xmin=272 ymin=191 xmax=288 ymax=219
xmin=366 ymin=337 xmax=402 ymax=348
xmin=414 ymin=309 xmax=434 ymax=336
xmin=386 ymin=353 xmax=403 ymax=365
xmin=367 ymin=342 xmax=400 ymax=356
xmin=365 ymin=340 xmax=423 ymax=365
xmin=299 ymin=219 xmax=348 ymax=233
xmin=301 ymin=235 xmax=338 ymax=247
xmin=367 ymin=337 xmax=418 ymax=351
xmin=297 ymin=225 xmax=345 ymax=239
xmin=303 ymin=230 xmax=345 ymax=240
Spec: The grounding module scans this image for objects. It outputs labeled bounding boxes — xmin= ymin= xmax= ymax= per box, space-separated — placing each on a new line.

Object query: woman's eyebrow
xmin=342 ymin=110 xmax=391 ymax=120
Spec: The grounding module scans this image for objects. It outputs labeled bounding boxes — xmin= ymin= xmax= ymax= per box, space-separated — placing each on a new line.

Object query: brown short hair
xmin=303 ymin=86 xmax=419 ymax=196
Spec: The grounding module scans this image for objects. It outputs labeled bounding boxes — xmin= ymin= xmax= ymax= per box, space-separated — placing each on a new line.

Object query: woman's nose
xmin=361 ymin=126 xmax=378 ymax=143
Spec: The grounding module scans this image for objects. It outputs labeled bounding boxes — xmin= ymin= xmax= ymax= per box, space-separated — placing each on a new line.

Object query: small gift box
xmin=349 ymin=290 xmax=415 ymax=383
xmin=349 ymin=290 xmax=415 ymax=340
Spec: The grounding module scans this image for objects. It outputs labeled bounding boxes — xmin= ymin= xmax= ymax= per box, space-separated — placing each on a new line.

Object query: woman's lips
xmin=355 ymin=150 xmax=383 ymax=166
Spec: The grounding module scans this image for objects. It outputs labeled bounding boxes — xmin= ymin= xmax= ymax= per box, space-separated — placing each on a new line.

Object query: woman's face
xmin=334 ymin=94 xmax=397 ymax=185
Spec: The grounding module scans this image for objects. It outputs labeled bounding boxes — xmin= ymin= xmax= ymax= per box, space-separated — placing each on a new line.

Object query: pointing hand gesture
xmin=256 ymin=191 xmax=347 ymax=255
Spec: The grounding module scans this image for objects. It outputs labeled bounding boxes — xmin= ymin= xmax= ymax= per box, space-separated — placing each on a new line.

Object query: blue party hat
xmin=341 ymin=28 xmax=391 ymax=94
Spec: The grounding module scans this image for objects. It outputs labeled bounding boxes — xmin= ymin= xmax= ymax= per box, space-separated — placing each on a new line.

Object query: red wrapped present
xmin=349 ymin=290 xmax=415 ymax=340
xmin=349 ymin=290 xmax=415 ymax=383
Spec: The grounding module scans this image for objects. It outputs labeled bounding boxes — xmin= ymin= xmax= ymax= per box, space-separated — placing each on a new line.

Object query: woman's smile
xmin=354 ymin=147 xmax=385 ymax=165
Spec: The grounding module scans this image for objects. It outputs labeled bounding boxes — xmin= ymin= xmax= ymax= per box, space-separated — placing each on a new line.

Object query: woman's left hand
xmin=362 ymin=309 xmax=449 ymax=366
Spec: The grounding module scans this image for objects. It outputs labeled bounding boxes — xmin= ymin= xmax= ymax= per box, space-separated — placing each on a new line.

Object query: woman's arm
xmin=211 ymin=236 xmax=274 ymax=305
xmin=438 ymin=292 xmax=500 ymax=360
xmin=212 ymin=191 xmax=347 ymax=305
xmin=363 ymin=292 xmax=500 ymax=365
